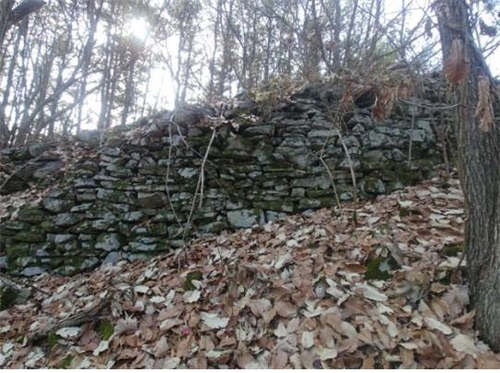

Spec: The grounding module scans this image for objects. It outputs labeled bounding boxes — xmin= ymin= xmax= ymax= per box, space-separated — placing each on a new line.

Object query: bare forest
xmin=2 ymin=0 xmax=497 ymax=147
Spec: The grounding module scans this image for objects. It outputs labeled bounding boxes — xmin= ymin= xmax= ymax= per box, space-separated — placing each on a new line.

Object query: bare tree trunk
xmin=207 ymin=0 xmax=222 ymax=99
xmin=121 ymin=54 xmax=137 ymax=127
xmin=342 ymin=0 xmax=358 ymax=68
xmin=0 ymin=0 xmax=19 ymax=48
xmin=76 ymin=0 xmax=102 ymax=134
xmin=435 ymin=0 xmax=500 ymax=352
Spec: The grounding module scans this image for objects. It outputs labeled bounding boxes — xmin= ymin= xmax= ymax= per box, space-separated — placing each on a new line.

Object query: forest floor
xmin=2 ymin=170 xmax=500 ymax=368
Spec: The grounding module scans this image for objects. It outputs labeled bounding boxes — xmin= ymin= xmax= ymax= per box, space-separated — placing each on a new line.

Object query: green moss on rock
xmin=13 ymin=230 xmax=45 ymax=243
xmin=16 ymin=208 xmax=47 ymax=223
xmin=40 ymin=220 xmax=58 ymax=233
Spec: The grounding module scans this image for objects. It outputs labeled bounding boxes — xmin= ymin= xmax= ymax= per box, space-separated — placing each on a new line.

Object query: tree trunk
xmin=0 ymin=0 xmax=17 ymax=49
xmin=434 ymin=0 xmax=500 ymax=351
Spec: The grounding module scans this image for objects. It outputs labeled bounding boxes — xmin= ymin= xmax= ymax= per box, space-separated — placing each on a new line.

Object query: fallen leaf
xmin=154 ymin=336 xmax=169 ymax=358
xmin=164 ymin=357 xmax=180 ymax=369
xmin=357 ymin=283 xmax=388 ymax=301
xmin=115 ymin=316 xmax=137 ymax=336
xmin=249 ymin=298 xmax=272 ymax=317
xmin=271 ymin=348 xmax=288 ymax=368
xmin=341 ymin=321 xmax=358 ymax=338
xmin=150 ymin=296 xmax=166 ymax=303
xmin=93 ymin=340 xmax=109 ymax=356
xmin=134 ymin=285 xmax=150 ymax=294
xmin=56 ymin=326 xmax=82 ymax=338
xmin=450 ymin=334 xmax=479 ymax=358
xmin=424 ymin=317 xmax=453 ymax=335
xmin=274 ymin=322 xmax=288 ymax=338
xmin=318 ymin=347 xmax=338 ymax=360
xmin=183 ymin=290 xmax=201 ymax=303
xmin=200 ymin=312 xmax=229 ymax=329
xmin=301 ymin=331 xmax=315 ymax=349
xmin=274 ymin=301 xmax=297 ymax=318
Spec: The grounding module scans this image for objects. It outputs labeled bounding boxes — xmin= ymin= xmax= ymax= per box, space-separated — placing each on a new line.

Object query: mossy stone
xmin=13 ymin=230 xmax=45 ymax=243
xmin=253 ymin=200 xmax=295 ymax=212
xmin=16 ymin=208 xmax=47 ymax=223
xmin=298 ymin=197 xmax=334 ymax=210
xmin=40 ymin=220 xmax=58 ymax=233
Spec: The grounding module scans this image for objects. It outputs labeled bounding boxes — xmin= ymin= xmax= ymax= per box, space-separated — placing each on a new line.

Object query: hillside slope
xmin=2 ymin=171 xmax=499 ymax=368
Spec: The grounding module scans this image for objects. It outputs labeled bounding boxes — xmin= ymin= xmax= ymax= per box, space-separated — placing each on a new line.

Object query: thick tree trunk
xmin=434 ymin=0 xmax=500 ymax=351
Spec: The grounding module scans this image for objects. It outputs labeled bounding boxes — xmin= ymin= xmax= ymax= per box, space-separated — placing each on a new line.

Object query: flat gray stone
xmin=96 ymin=233 xmax=122 ymax=252
xmin=53 ymin=234 xmax=76 ymax=244
xmin=33 ymin=161 xmax=65 ymax=179
xmin=54 ymin=213 xmax=82 ymax=227
xmin=227 ymin=209 xmax=264 ymax=228
xmin=43 ymin=198 xmax=74 ymax=213
xmin=21 ymin=267 xmax=45 ymax=277
xmin=103 ymin=251 xmax=121 ymax=264
xmin=123 ymin=211 xmax=145 ymax=222
xmin=291 ymin=176 xmax=330 ymax=190
xmin=138 ymin=192 xmax=166 ymax=208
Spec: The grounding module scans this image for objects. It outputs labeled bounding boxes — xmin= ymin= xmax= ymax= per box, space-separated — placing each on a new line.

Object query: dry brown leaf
xmin=475 ymin=75 xmax=495 ymax=132
xmin=248 ymin=299 xmax=272 ymax=317
xmin=361 ymin=354 xmax=375 ymax=369
xmin=400 ymin=346 xmax=416 ymax=368
xmin=114 ymin=316 xmax=138 ymax=336
xmin=218 ymin=335 xmax=236 ymax=348
xmin=117 ymin=347 xmax=139 ymax=361
xmin=123 ymin=334 xmax=141 ymax=347
xmin=270 ymin=348 xmax=288 ymax=369
xmin=397 ymin=79 xmax=413 ymax=100
xmin=198 ymin=335 xmax=215 ymax=351
xmin=443 ymin=39 xmax=469 ymax=84
xmin=424 ymin=317 xmax=452 ymax=335
xmin=236 ymin=350 xmax=257 ymax=369
xmin=153 ymin=336 xmax=169 ymax=358
xmin=175 ymin=335 xmax=193 ymax=358
xmin=476 ymin=351 xmax=500 ymax=368
xmin=450 ymin=310 xmax=475 ymax=328
xmin=372 ymin=87 xmax=395 ymax=121
xmin=450 ymin=334 xmax=479 ymax=358
xmin=274 ymin=301 xmax=297 ymax=318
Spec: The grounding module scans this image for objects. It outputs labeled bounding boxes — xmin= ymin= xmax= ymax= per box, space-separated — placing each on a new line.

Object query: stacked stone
xmin=0 ymin=95 xmax=442 ymax=276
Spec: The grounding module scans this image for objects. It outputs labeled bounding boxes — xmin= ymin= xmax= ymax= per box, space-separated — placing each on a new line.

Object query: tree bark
xmin=434 ymin=0 xmax=500 ymax=351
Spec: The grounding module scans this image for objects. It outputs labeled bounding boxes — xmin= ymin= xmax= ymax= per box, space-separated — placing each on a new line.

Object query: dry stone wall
xmin=0 ymin=93 xmax=445 ymax=276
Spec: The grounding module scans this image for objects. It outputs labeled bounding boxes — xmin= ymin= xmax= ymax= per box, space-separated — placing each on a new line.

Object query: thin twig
xmin=175 ymin=127 xmax=217 ymax=268
xmin=336 ymin=129 xmax=359 ymax=225
xmin=164 ymin=119 xmax=184 ymax=230
xmin=407 ymin=110 xmax=415 ymax=167
xmin=318 ymin=156 xmax=342 ymax=210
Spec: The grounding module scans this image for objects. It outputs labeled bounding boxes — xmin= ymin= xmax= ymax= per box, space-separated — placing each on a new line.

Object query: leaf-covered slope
xmin=1 ymin=172 xmax=499 ymax=368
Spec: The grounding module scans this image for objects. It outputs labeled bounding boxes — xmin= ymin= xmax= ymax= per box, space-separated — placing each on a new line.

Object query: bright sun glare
xmin=127 ymin=17 xmax=150 ymax=45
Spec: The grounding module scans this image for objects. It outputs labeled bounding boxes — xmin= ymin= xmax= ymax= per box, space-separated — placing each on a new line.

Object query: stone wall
xmin=0 ymin=92 xmax=444 ymax=276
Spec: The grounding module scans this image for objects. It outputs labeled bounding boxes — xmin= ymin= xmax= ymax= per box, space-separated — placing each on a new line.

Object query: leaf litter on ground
xmin=2 ymin=171 xmax=500 ymax=368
